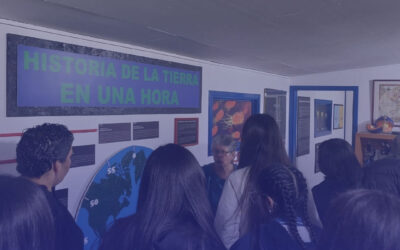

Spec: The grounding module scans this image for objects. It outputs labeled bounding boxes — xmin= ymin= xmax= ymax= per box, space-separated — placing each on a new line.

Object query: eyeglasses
xmin=212 ymin=149 xmax=232 ymax=156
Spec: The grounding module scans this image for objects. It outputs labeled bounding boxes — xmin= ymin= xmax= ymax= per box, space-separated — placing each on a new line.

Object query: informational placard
xmin=264 ymin=88 xmax=287 ymax=141
xmin=174 ymin=118 xmax=199 ymax=146
xmin=297 ymin=96 xmax=311 ymax=156
xmin=99 ymin=123 xmax=131 ymax=144
xmin=71 ymin=144 xmax=95 ymax=168
xmin=55 ymin=188 xmax=68 ymax=208
xmin=7 ymin=34 xmax=202 ymax=116
xmin=132 ymin=121 xmax=159 ymax=140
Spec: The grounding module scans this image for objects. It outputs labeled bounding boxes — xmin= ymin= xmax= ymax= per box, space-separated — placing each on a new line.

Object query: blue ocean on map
xmin=75 ymin=145 xmax=153 ymax=250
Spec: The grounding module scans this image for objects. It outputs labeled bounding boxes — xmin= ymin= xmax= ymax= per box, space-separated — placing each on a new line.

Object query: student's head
xmin=16 ymin=123 xmax=74 ymax=185
xmin=211 ymin=134 xmax=236 ymax=167
xmin=320 ymin=189 xmax=400 ymax=250
xmin=0 ymin=175 xmax=55 ymax=250
xmin=362 ymin=158 xmax=400 ymax=196
xmin=131 ymin=143 xmax=222 ymax=250
xmin=256 ymin=164 xmax=316 ymax=249
xmin=318 ymin=138 xmax=362 ymax=186
xmin=138 ymin=143 xmax=209 ymax=215
xmin=238 ymin=114 xmax=290 ymax=234
xmin=239 ymin=113 xmax=289 ymax=168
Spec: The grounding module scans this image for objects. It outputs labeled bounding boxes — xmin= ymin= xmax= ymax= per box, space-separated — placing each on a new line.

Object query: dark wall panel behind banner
xmin=7 ymin=34 xmax=202 ymax=116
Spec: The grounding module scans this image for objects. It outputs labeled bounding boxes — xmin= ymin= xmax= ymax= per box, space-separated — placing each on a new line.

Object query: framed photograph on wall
xmin=314 ymin=99 xmax=332 ymax=137
xmin=208 ymin=91 xmax=260 ymax=156
xmin=372 ymin=80 xmax=400 ymax=126
xmin=333 ymin=104 xmax=344 ymax=129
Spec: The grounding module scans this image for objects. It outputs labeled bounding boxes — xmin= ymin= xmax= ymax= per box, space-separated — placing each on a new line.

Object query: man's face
xmin=212 ymin=145 xmax=234 ymax=167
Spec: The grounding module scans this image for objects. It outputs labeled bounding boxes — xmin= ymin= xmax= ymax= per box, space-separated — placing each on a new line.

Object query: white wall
xmin=0 ymin=19 xmax=291 ymax=215
xmin=292 ymin=64 xmax=400 ymax=132
xmin=296 ymin=90 xmax=345 ymax=189
xmin=295 ymin=90 xmax=345 ymax=223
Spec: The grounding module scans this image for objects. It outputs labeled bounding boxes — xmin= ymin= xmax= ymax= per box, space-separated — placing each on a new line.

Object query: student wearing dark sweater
xmin=16 ymin=123 xmax=84 ymax=250
xmin=231 ymin=164 xmax=319 ymax=250
xmin=100 ymin=144 xmax=225 ymax=250
xmin=312 ymin=138 xmax=362 ymax=225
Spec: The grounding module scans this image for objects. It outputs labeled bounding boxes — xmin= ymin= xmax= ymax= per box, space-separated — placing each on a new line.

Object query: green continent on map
xmin=81 ymin=149 xmax=147 ymax=237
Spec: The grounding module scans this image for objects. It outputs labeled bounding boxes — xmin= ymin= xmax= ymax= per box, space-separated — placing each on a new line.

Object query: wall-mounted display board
xmin=99 ymin=123 xmax=131 ymax=144
xmin=174 ymin=118 xmax=199 ymax=146
xmin=7 ymin=34 xmax=202 ymax=116
xmin=333 ymin=104 xmax=344 ymax=129
xmin=264 ymin=88 xmax=286 ymax=142
xmin=75 ymin=145 xmax=153 ymax=250
xmin=71 ymin=145 xmax=95 ymax=168
xmin=314 ymin=99 xmax=332 ymax=137
xmin=296 ymin=96 xmax=310 ymax=156
xmin=208 ymin=91 xmax=260 ymax=155
xmin=132 ymin=121 xmax=159 ymax=140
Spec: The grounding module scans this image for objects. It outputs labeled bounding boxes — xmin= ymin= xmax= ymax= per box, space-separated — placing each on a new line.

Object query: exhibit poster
xmin=7 ymin=34 xmax=202 ymax=116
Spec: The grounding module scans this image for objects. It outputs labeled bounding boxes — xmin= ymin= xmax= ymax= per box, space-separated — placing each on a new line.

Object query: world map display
xmin=75 ymin=145 xmax=153 ymax=250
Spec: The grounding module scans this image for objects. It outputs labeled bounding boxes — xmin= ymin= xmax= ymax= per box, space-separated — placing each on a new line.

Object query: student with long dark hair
xmin=312 ymin=138 xmax=362 ymax=225
xmin=231 ymin=164 xmax=318 ymax=250
xmin=100 ymin=143 xmax=225 ymax=250
xmin=319 ymin=189 xmax=400 ymax=250
xmin=215 ymin=114 xmax=291 ymax=248
xmin=0 ymin=175 xmax=55 ymax=250
xmin=16 ymin=123 xmax=84 ymax=250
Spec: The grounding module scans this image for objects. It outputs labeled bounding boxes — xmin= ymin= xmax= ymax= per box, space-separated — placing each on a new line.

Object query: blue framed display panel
xmin=288 ymin=86 xmax=359 ymax=162
xmin=314 ymin=99 xmax=332 ymax=137
xmin=208 ymin=91 xmax=260 ymax=156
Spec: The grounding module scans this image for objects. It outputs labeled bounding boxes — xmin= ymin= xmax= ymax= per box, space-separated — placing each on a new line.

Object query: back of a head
xmin=212 ymin=134 xmax=236 ymax=152
xmin=131 ymin=144 xmax=220 ymax=250
xmin=320 ymin=189 xmax=400 ymax=250
xmin=318 ymin=138 xmax=361 ymax=186
xmin=16 ymin=123 xmax=74 ymax=178
xmin=256 ymin=164 xmax=316 ymax=249
xmin=239 ymin=113 xmax=289 ymax=168
xmin=0 ymin=175 xmax=55 ymax=250
xmin=257 ymin=164 xmax=308 ymax=218
xmin=363 ymin=158 xmax=400 ymax=196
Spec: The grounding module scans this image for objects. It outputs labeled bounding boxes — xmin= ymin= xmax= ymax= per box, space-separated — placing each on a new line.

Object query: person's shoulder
xmin=226 ymin=167 xmax=249 ymax=184
xmin=202 ymin=163 xmax=214 ymax=175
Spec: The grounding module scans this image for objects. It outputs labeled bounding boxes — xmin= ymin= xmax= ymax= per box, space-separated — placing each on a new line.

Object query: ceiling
xmin=2 ymin=0 xmax=400 ymax=76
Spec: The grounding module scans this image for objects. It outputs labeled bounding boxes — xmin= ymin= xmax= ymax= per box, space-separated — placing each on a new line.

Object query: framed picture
xmin=372 ymin=80 xmax=400 ymax=126
xmin=208 ymin=91 xmax=260 ymax=155
xmin=314 ymin=99 xmax=332 ymax=137
xmin=174 ymin=118 xmax=199 ymax=146
xmin=333 ymin=104 xmax=344 ymax=129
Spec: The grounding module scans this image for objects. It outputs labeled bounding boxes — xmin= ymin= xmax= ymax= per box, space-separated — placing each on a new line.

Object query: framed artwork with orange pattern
xmin=208 ymin=91 xmax=260 ymax=156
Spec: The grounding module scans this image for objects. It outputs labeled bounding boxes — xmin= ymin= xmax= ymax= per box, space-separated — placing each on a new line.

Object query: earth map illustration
xmin=75 ymin=145 xmax=153 ymax=250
